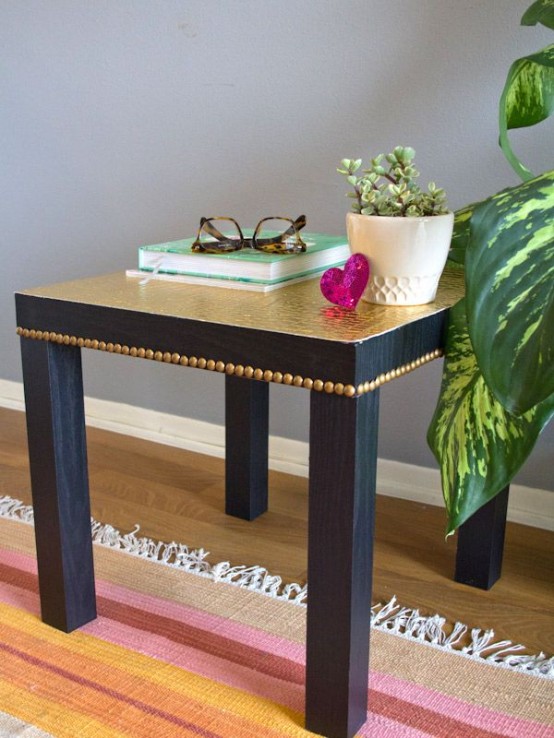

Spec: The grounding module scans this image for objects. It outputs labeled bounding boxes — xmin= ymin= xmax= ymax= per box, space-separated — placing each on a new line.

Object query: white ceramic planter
xmin=346 ymin=211 xmax=455 ymax=305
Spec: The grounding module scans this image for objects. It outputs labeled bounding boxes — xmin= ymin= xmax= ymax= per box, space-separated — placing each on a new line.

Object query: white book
xmin=126 ymin=269 xmax=330 ymax=292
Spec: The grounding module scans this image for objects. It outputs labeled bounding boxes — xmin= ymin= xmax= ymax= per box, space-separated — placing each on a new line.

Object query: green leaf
xmin=465 ymin=171 xmax=554 ymax=414
xmin=446 ymin=203 xmax=476 ymax=267
xmin=499 ymin=44 xmax=554 ymax=180
xmin=427 ymin=299 xmax=554 ymax=535
xmin=521 ymin=0 xmax=554 ymax=29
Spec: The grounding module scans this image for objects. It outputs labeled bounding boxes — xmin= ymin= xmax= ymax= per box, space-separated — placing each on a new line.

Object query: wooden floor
xmin=1 ymin=405 xmax=552 ymax=655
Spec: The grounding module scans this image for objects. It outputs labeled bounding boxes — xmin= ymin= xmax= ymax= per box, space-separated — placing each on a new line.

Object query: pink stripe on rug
xmin=369 ymin=672 xmax=552 ymax=738
xmin=0 ymin=546 xmax=306 ymax=663
xmin=0 ymin=546 xmax=551 ymax=738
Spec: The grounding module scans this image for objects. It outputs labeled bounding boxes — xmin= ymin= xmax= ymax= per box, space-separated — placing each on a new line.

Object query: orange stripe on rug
xmin=0 ymin=512 xmax=552 ymax=738
xmin=0 ymin=603 xmax=310 ymax=738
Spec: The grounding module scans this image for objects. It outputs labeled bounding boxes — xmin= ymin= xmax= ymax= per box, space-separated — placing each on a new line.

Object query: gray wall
xmin=2 ymin=1 xmax=552 ymax=490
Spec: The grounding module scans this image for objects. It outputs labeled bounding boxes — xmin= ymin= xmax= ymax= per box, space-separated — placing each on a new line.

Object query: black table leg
xmin=20 ymin=338 xmax=97 ymax=632
xmin=455 ymin=486 xmax=510 ymax=590
xmin=306 ymin=390 xmax=379 ymax=738
xmin=225 ymin=374 xmax=269 ymax=520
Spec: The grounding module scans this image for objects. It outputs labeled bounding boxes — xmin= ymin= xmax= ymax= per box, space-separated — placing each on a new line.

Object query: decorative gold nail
xmin=15 ymin=327 xmax=443 ymax=400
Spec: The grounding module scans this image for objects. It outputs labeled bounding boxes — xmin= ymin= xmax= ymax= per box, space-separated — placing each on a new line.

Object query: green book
xmin=137 ymin=232 xmax=349 ymax=283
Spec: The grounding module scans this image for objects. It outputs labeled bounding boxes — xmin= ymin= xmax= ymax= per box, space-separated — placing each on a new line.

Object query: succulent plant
xmin=338 ymin=146 xmax=449 ymax=217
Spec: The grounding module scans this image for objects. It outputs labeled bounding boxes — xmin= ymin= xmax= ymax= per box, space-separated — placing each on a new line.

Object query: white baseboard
xmin=1 ymin=378 xmax=552 ymax=531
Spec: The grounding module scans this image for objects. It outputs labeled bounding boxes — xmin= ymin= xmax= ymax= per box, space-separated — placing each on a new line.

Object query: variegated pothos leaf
xmin=446 ymin=203 xmax=475 ymax=268
xmin=499 ymin=44 xmax=554 ymax=179
xmin=522 ymin=0 xmax=554 ymax=30
xmin=427 ymin=299 xmax=554 ymax=535
xmin=466 ymin=171 xmax=554 ymax=415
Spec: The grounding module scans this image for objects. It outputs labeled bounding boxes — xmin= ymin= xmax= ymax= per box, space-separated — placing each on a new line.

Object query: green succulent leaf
xmin=521 ymin=0 xmax=554 ymax=29
xmin=499 ymin=44 xmax=554 ymax=180
xmin=465 ymin=171 xmax=554 ymax=415
xmin=427 ymin=298 xmax=554 ymax=536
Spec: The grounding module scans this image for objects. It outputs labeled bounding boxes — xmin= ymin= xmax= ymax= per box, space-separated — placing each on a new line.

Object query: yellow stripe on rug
xmin=0 ymin=602 xmax=309 ymax=738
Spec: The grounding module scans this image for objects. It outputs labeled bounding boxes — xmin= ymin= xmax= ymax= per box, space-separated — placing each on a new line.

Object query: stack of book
xmin=126 ymin=232 xmax=350 ymax=292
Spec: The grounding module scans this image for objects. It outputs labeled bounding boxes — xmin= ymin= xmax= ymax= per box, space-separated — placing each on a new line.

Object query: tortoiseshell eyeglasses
xmin=191 ymin=215 xmax=307 ymax=254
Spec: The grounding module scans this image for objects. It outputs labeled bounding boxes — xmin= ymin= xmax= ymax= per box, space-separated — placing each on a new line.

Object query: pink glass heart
xmin=320 ymin=253 xmax=370 ymax=309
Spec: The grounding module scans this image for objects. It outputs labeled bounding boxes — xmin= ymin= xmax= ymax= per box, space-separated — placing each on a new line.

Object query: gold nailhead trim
xmin=15 ymin=327 xmax=443 ymax=399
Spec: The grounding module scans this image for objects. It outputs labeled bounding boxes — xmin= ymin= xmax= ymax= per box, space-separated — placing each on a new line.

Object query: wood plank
xmin=1 ymin=406 xmax=552 ymax=654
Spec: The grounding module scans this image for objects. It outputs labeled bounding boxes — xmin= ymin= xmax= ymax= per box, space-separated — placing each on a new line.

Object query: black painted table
xmin=16 ymin=267 xmax=501 ymax=738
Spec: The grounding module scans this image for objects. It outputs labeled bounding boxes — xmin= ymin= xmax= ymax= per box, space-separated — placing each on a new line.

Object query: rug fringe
xmin=1 ymin=495 xmax=552 ymax=679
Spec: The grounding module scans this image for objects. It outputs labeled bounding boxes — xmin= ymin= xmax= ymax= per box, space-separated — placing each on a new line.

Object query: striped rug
xmin=0 ymin=499 xmax=552 ymax=737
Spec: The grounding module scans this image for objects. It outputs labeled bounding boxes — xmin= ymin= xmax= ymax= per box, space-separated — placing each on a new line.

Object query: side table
xmin=15 ymin=268 xmax=506 ymax=738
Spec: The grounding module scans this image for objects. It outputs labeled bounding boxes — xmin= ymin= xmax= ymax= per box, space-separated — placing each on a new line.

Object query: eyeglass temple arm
xmin=253 ymin=215 xmax=307 ymax=242
xmin=280 ymin=214 xmax=306 ymax=238
xmin=197 ymin=217 xmax=244 ymax=243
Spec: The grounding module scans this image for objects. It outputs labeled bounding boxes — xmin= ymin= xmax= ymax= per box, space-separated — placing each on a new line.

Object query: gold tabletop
xmin=18 ymin=267 xmax=464 ymax=344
